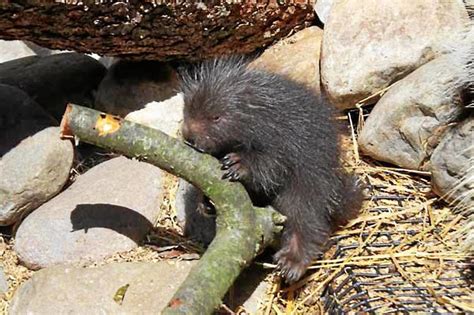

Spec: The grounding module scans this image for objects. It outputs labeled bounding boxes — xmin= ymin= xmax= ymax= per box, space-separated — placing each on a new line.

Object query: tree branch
xmin=60 ymin=104 xmax=284 ymax=314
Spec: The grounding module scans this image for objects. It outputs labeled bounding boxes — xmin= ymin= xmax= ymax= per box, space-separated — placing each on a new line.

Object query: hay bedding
xmin=275 ymin=169 xmax=472 ymax=314
xmin=1 ymin=112 xmax=473 ymax=314
xmin=261 ymin=173 xmax=472 ymax=313
xmin=261 ymin=110 xmax=473 ymax=314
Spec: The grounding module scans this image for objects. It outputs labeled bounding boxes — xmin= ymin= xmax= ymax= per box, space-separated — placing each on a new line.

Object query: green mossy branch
xmin=60 ymin=104 xmax=284 ymax=314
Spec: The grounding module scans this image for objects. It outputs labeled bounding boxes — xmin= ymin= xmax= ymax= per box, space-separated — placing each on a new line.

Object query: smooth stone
xmin=321 ymin=0 xmax=469 ymax=109
xmin=359 ymin=52 xmax=468 ymax=170
xmin=250 ymin=26 xmax=324 ymax=95
xmin=0 ymin=84 xmax=56 ymax=156
xmin=314 ymin=0 xmax=334 ymax=24
xmin=23 ymin=41 xmax=70 ymax=56
xmin=0 ymin=53 xmax=106 ymax=120
xmin=125 ymin=93 xmax=184 ymax=138
xmin=225 ymin=265 xmax=271 ymax=314
xmin=14 ymin=156 xmax=165 ymax=269
xmin=0 ymin=127 xmax=73 ymax=226
xmin=430 ymin=118 xmax=474 ymax=204
xmin=9 ymin=261 xmax=197 ymax=314
xmin=94 ymin=59 xmax=179 ymax=117
xmin=0 ymin=40 xmax=36 ymax=63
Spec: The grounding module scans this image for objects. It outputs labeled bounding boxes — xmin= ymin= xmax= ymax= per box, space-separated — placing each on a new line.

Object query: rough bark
xmin=60 ymin=104 xmax=285 ymax=314
xmin=0 ymin=0 xmax=315 ymax=62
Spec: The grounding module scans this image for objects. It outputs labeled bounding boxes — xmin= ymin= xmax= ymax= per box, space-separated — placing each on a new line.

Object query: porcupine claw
xmin=220 ymin=153 xmax=246 ymax=181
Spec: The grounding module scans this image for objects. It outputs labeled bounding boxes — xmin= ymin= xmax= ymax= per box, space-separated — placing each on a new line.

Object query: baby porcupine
xmin=181 ymin=57 xmax=363 ymax=283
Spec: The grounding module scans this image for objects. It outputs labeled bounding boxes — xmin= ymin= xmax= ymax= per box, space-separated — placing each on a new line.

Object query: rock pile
xmin=0 ymin=43 xmax=184 ymax=312
xmin=1 ymin=0 xmax=472 ymax=311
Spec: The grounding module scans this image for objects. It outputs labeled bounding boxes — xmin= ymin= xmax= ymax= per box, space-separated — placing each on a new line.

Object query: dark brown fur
xmin=181 ymin=57 xmax=363 ymax=283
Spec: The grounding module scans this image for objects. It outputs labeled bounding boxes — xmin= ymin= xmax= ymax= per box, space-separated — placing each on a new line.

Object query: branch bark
xmin=60 ymin=104 xmax=285 ymax=314
xmin=0 ymin=1 xmax=315 ymax=61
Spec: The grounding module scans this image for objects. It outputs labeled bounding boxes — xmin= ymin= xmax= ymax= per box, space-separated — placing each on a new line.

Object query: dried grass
xmin=0 ymin=238 xmax=33 ymax=315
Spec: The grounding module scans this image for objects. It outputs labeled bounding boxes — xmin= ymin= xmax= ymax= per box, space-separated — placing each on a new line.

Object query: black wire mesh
xmin=321 ymin=178 xmax=473 ymax=314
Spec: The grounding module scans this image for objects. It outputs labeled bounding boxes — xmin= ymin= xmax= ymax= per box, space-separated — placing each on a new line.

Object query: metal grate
xmin=321 ymin=178 xmax=473 ymax=314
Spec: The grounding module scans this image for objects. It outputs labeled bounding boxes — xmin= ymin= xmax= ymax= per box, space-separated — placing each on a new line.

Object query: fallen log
xmin=60 ymin=104 xmax=285 ymax=314
xmin=0 ymin=0 xmax=315 ymax=61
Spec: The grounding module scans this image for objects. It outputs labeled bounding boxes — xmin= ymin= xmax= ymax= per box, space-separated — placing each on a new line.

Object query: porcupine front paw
xmin=220 ymin=153 xmax=248 ymax=181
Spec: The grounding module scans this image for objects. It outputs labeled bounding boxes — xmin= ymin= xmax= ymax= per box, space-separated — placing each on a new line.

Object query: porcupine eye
xmin=212 ymin=115 xmax=221 ymax=122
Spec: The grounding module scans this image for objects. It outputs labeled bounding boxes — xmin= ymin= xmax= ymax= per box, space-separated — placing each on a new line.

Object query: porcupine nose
xmin=182 ymin=119 xmax=205 ymax=146
xmin=182 ymin=122 xmax=194 ymax=144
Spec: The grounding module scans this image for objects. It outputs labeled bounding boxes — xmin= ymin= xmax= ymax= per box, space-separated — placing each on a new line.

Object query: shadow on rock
xmin=70 ymin=204 xmax=153 ymax=243
xmin=224 ymin=264 xmax=272 ymax=313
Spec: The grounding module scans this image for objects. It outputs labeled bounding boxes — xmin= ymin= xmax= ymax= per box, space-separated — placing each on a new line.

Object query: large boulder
xmin=8 ymin=259 xmax=272 ymax=314
xmin=23 ymin=41 xmax=69 ymax=56
xmin=0 ymin=53 xmax=106 ymax=120
xmin=0 ymin=40 xmax=36 ymax=63
xmin=314 ymin=0 xmax=334 ymax=24
xmin=14 ymin=156 xmax=165 ymax=269
xmin=321 ymin=0 xmax=469 ymax=109
xmin=358 ymin=53 xmax=468 ymax=170
xmin=94 ymin=59 xmax=179 ymax=117
xmin=430 ymin=118 xmax=473 ymax=203
xmin=125 ymin=93 xmax=184 ymax=138
xmin=0 ymin=84 xmax=56 ymax=156
xmin=0 ymin=127 xmax=73 ymax=225
xmin=250 ymin=26 xmax=324 ymax=95
xmin=9 ymin=261 xmax=197 ymax=314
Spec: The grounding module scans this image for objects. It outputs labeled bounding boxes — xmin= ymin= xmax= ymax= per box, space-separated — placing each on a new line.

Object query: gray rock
xmin=225 ymin=265 xmax=271 ymax=314
xmin=430 ymin=119 xmax=474 ymax=204
xmin=314 ymin=0 xmax=334 ymax=24
xmin=85 ymin=53 xmax=116 ymax=69
xmin=175 ymin=179 xmax=216 ymax=245
xmin=0 ymin=266 xmax=8 ymax=296
xmin=250 ymin=26 xmax=324 ymax=95
xmin=14 ymin=156 xmax=164 ymax=269
xmin=0 ymin=53 xmax=106 ymax=120
xmin=0 ymin=127 xmax=73 ymax=226
xmin=125 ymin=93 xmax=184 ymax=138
xmin=359 ymin=53 xmax=467 ymax=170
xmin=0 ymin=84 xmax=57 ymax=156
xmin=95 ymin=59 xmax=179 ymax=117
xmin=0 ymin=40 xmax=36 ymax=63
xmin=321 ymin=0 xmax=469 ymax=109
xmin=98 ymin=56 xmax=116 ymax=68
xmin=9 ymin=261 xmax=197 ymax=314
xmin=23 ymin=41 xmax=70 ymax=56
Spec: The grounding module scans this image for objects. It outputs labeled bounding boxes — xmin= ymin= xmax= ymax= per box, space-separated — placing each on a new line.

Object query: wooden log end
xmin=59 ymin=103 xmax=74 ymax=139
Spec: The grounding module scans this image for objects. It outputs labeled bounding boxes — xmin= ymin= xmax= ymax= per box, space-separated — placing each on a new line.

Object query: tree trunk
xmin=0 ymin=0 xmax=315 ymax=61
